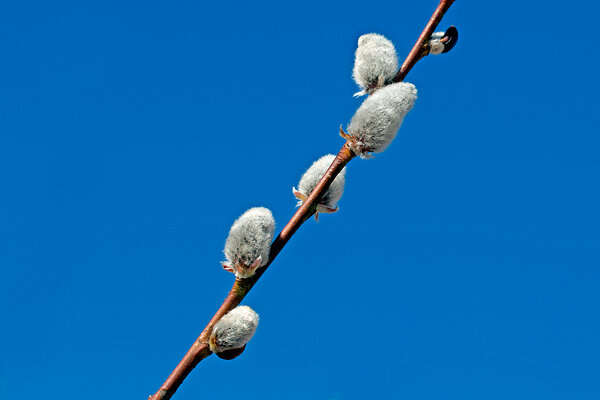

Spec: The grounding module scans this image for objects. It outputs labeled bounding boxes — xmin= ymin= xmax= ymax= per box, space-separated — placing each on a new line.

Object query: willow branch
xmin=149 ymin=1 xmax=455 ymax=399
xmin=149 ymin=146 xmax=354 ymax=400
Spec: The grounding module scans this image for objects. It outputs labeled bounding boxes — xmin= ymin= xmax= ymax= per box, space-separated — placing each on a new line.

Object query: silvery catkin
xmin=352 ymin=33 xmax=399 ymax=96
xmin=346 ymin=82 xmax=417 ymax=158
xmin=209 ymin=305 xmax=259 ymax=354
xmin=292 ymin=154 xmax=346 ymax=218
xmin=222 ymin=207 xmax=275 ymax=278
xmin=429 ymin=31 xmax=445 ymax=55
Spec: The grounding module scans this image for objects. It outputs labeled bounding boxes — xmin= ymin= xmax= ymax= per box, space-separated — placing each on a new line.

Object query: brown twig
xmin=149 ymin=1 xmax=455 ymax=398
xmin=393 ymin=0 xmax=456 ymax=83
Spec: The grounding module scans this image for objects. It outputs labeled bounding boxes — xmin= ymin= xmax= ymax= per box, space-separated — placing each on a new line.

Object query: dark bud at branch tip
xmin=441 ymin=26 xmax=458 ymax=53
xmin=216 ymin=345 xmax=246 ymax=360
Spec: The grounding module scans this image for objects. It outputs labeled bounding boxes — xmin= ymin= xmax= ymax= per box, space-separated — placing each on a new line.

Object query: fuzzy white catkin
xmin=295 ymin=154 xmax=346 ymax=211
xmin=209 ymin=306 xmax=259 ymax=353
xmin=223 ymin=207 xmax=275 ymax=278
xmin=429 ymin=31 xmax=445 ymax=55
xmin=347 ymin=82 xmax=417 ymax=157
xmin=352 ymin=33 xmax=399 ymax=95
xmin=429 ymin=40 xmax=445 ymax=55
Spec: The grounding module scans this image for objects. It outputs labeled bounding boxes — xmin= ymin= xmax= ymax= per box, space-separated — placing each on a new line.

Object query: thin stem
xmin=149 ymin=1 xmax=455 ymax=398
xmin=393 ymin=0 xmax=455 ymax=83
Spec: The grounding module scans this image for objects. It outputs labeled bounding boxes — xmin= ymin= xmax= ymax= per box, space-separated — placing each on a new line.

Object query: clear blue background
xmin=1 ymin=1 xmax=598 ymax=399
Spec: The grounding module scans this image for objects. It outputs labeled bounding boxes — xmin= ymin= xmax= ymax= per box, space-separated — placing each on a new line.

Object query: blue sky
xmin=1 ymin=0 xmax=599 ymax=399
